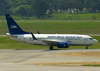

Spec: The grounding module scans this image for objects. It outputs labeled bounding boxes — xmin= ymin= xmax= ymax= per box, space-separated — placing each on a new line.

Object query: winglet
xmin=5 ymin=14 xmax=30 ymax=35
xmin=31 ymin=33 xmax=37 ymax=40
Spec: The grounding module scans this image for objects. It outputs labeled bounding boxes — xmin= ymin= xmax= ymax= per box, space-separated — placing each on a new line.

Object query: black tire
xmin=86 ymin=46 xmax=88 ymax=49
xmin=49 ymin=46 xmax=53 ymax=50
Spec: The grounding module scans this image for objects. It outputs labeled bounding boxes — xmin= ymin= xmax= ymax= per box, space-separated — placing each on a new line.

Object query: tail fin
xmin=5 ymin=14 xmax=30 ymax=35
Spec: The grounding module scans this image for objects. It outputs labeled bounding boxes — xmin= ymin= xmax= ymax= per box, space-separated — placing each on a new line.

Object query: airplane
xmin=5 ymin=14 xmax=98 ymax=50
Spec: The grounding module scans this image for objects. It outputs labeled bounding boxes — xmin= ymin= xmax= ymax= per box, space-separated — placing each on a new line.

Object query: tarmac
xmin=0 ymin=49 xmax=100 ymax=71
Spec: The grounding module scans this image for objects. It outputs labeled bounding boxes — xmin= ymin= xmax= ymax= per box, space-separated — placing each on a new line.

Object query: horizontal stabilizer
xmin=37 ymin=31 xmax=40 ymax=34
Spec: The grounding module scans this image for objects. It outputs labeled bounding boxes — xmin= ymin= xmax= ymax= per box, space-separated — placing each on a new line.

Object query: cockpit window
xmin=89 ymin=38 xmax=93 ymax=40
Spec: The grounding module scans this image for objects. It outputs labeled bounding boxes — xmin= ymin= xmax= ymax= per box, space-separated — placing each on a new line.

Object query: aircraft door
xmin=84 ymin=38 xmax=88 ymax=43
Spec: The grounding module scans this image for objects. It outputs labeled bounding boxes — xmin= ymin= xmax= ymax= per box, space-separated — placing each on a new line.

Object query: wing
xmin=31 ymin=33 xmax=67 ymax=45
xmin=40 ymin=39 xmax=66 ymax=45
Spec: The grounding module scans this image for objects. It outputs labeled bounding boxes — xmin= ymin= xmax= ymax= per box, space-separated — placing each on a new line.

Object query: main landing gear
xmin=49 ymin=46 xmax=89 ymax=50
xmin=49 ymin=45 xmax=54 ymax=50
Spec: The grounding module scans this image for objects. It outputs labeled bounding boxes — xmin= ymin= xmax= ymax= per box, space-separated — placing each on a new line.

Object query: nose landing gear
xmin=86 ymin=46 xmax=88 ymax=49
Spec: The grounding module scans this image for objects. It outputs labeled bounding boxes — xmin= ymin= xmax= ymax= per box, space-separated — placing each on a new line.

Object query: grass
xmin=0 ymin=36 xmax=99 ymax=49
xmin=1 ymin=13 xmax=100 ymax=20
xmin=0 ymin=36 xmax=48 ymax=49
xmin=49 ymin=13 xmax=100 ymax=20
xmin=83 ymin=64 xmax=100 ymax=67
xmin=0 ymin=21 xmax=100 ymax=35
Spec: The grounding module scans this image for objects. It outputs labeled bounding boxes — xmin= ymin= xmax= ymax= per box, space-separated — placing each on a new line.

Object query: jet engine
xmin=58 ymin=42 xmax=69 ymax=48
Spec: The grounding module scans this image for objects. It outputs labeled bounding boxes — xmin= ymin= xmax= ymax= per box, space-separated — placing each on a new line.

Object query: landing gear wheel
xmin=86 ymin=46 xmax=88 ymax=49
xmin=49 ymin=46 xmax=53 ymax=50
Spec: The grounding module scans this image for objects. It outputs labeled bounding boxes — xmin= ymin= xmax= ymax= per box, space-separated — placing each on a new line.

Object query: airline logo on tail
xmin=10 ymin=25 xmax=18 ymax=29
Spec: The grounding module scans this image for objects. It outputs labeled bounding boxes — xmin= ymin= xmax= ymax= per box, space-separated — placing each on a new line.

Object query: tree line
xmin=0 ymin=0 xmax=100 ymax=17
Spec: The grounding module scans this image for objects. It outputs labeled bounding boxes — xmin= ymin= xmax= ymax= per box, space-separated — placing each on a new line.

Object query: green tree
xmin=83 ymin=0 xmax=98 ymax=12
xmin=56 ymin=0 xmax=68 ymax=10
xmin=0 ymin=0 xmax=9 ymax=15
xmin=13 ymin=5 xmax=31 ymax=16
xmin=31 ymin=0 xmax=48 ymax=17
xmin=96 ymin=0 xmax=100 ymax=12
xmin=8 ymin=0 xmax=32 ymax=15
xmin=1 ymin=0 xmax=100 ymax=17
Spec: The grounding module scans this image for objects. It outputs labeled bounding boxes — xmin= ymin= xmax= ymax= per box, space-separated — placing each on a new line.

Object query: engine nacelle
xmin=58 ymin=42 xmax=69 ymax=48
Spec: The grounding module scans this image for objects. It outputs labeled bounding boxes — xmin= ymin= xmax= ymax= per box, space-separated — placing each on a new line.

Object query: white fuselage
xmin=8 ymin=34 xmax=98 ymax=46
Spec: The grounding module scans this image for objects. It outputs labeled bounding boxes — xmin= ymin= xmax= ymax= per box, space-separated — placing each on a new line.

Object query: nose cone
xmin=93 ymin=39 xmax=98 ymax=44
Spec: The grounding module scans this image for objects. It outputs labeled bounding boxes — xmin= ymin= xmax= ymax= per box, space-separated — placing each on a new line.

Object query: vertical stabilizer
xmin=5 ymin=14 xmax=30 ymax=35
